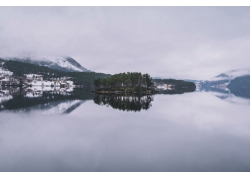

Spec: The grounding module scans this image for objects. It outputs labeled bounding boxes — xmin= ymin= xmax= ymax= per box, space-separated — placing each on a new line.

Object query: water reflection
xmin=195 ymin=85 xmax=250 ymax=106
xmin=196 ymin=82 xmax=250 ymax=100
xmin=0 ymin=86 xmax=94 ymax=113
xmin=93 ymin=95 xmax=154 ymax=112
xmin=1 ymin=92 xmax=250 ymax=171
xmin=1 ymin=86 xmax=250 ymax=171
xmin=157 ymin=88 xmax=196 ymax=95
xmin=0 ymin=85 xmax=198 ymax=113
xmin=2 ymin=84 xmax=250 ymax=114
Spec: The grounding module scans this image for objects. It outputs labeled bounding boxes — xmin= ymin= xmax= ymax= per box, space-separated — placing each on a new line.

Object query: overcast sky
xmin=1 ymin=7 xmax=250 ymax=80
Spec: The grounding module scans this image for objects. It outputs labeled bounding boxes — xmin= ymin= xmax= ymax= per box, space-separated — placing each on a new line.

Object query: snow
xmin=0 ymin=67 xmax=13 ymax=76
xmin=156 ymin=84 xmax=174 ymax=90
xmin=28 ymin=80 xmax=55 ymax=87
xmin=54 ymin=82 xmax=60 ymax=87
xmin=66 ymin=87 xmax=74 ymax=92
xmin=42 ymin=56 xmax=84 ymax=72
xmin=66 ymin=80 xmax=72 ymax=84
xmin=43 ymin=81 xmax=54 ymax=86
xmin=25 ymin=74 xmax=41 ymax=79
xmin=25 ymin=92 xmax=43 ymax=97
xmin=30 ymin=81 xmax=43 ymax=86
xmin=27 ymin=86 xmax=54 ymax=92
xmin=0 ymin=94 xmax=13 ymax=103
xmin=42 ymin=100 xmax=83 ymax=115
xmin=0 ymin=77 xmax=10 ymax=82
xmin=210 ymin=69 xmax=250 ymax=81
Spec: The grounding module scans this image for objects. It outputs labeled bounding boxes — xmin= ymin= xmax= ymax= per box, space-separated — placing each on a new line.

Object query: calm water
xmin=1 ymin=89 xmax=250 ymax=171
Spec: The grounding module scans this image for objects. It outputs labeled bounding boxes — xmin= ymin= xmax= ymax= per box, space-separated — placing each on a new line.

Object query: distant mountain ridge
xmin=194 ymin=68 xmax=250 ymax=99
xmin=5 ymin=56 xmax=91 ymax=72
xmin=210 ymin=69 xmax=250 ymax=81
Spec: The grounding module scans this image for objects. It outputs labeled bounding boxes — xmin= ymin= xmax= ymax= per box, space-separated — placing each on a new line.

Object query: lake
xmin=1 ymin=88 xmax=250 ymax=171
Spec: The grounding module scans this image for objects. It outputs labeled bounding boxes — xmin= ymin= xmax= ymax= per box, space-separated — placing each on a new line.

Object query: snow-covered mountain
xmin=195 ymin=68 xmax=250 ymax=93
xmin=210 ymin=69 xmax=250 ymax=81
xmin=11 ymin=56 xmax=91 ymax=72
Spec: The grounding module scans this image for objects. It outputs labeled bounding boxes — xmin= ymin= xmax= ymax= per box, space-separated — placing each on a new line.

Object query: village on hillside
xmin=0 ymin=67 xmax=76 ymax=102
xmin=0 ymin=70 xmax=74 ymax=88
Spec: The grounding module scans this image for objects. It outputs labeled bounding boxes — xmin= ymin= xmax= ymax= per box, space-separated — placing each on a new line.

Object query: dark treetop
xmin=94 ymin=72 xmax=155 ymax=94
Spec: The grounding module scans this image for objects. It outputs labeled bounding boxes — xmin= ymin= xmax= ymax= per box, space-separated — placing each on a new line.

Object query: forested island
xmin=93 ymin=72 xmax=197 ymax=95
xmin=94 ymin=72 xmax=155 ymax=95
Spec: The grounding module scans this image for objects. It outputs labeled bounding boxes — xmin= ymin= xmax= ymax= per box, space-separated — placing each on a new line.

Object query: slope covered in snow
xmin=195 ymin=68 xmax=250 ymax=94
xmin=0 ymin=61 xmax=13 ymax=76
xmin=7 ymin=56 xmax=90 ymax=72
xmin=210 ymin=69 xmax=250 ymax=81
xmin=40 ymin=56 xmax=90 ymax=72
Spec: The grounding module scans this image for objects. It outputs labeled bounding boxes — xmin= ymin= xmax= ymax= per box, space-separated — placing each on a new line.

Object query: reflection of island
xmin=93 ymin=94 xmax=154 ymax=112
xmin=157 ymin=88 xmax=196 ymax=95
xmin=0 ymin=87 xmax=94 ymax=113
xmin=210 ymin=92 xmax=250 ymax=106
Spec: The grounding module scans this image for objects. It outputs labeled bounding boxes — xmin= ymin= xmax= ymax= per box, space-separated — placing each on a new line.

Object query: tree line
xmin=94 ymin=72 xmax=154 ymax=92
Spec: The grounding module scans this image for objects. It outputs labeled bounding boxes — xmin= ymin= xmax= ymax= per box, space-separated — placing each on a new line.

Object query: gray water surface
xmin=1 ymin=91 xmax=250 ymax=171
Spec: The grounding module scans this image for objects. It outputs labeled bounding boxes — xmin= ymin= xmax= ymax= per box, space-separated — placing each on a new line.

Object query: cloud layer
xmin=1 ymin=7 xmax=250 ymax=79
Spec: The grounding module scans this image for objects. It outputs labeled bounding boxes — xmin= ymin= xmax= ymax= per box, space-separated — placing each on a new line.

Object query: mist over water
xmin=0 ymin=91 xmax=250 ymax=171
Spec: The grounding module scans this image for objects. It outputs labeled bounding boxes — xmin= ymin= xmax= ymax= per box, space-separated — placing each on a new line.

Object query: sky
xmin=1 ymin=6 xmax=250 ymax=80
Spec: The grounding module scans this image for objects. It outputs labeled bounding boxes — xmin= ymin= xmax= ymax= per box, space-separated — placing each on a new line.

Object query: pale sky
xmin=1 ymin=6 xmax=250 ymax=80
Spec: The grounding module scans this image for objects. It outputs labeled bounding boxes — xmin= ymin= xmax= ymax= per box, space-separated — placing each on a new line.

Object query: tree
xmin=94 ymin=72 xmax=154 ymax=94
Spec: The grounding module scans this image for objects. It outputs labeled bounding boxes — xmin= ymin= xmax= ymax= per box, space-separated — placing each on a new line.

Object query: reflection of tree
xmin=157 ymin=88 xmax=195 ymax=95
xmin=93 ymin=95 xmax=154 ymax=112
xmin=0 ymin=89 xmax=94 ymax=111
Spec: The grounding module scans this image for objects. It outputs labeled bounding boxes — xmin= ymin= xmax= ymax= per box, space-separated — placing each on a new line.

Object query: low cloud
xmin=1 ymin=7 xmax=250 ymax=80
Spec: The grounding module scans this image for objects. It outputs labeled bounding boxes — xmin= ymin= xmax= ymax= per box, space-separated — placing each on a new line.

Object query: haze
xmin=1 ymin=7 xmax=250 ymax=80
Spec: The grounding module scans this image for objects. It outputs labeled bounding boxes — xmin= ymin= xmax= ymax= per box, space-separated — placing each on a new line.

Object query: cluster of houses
xmin=0 ymin=72 xmax=75 ymax=89
xmin=0 ymin=70 xmax=76 ymax=100
xmin=154 ymin=82 xmax=174 ymax=91
xmin=24 ymin=74 xmax=75 ymax=88
xmin=0 ymin=67 xmax=17 ymax=86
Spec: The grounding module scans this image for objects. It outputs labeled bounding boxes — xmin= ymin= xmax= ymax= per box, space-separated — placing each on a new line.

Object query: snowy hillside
xmin=9 ymin=56 xmax=90 ymax=72
xmin=195 ymin=68 xmax=250 ymax=93
xmin=0 ymin=62 xmax=13 ymax=76
xmin=40 ymin=56 xmax=90 ymax=72
xmin=210 ymin=69 xmax=250 ymax=81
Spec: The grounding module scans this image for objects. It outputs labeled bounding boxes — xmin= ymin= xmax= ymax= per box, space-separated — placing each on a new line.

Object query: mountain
xmin=1 ymin=59 xmax=110 ymax=87
xmin=8 ymin=56 xmax=91 ymax=72
xmin=227 ymin=75 xmax=250 ymax=99
xmin=195 ymin=69 xmax=250 ymax=91
xmin=210 ymin=69 xmax=250 ymax=81
xmin=194 ymin=68 xmax=250 ymax=99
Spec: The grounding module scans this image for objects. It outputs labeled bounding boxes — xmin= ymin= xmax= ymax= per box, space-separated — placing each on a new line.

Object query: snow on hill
xmin=10 ymin=56 xmax=91 ymax=72
xmin=40 ymin=56 xmax=90 ymax=72
xmin=0 ymin=66 xmax=13 ymax=76
xmin=195 ymin=68 xmax=250 ymax=93
xmin=210 ymin=69 xmax=250 ymax=81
